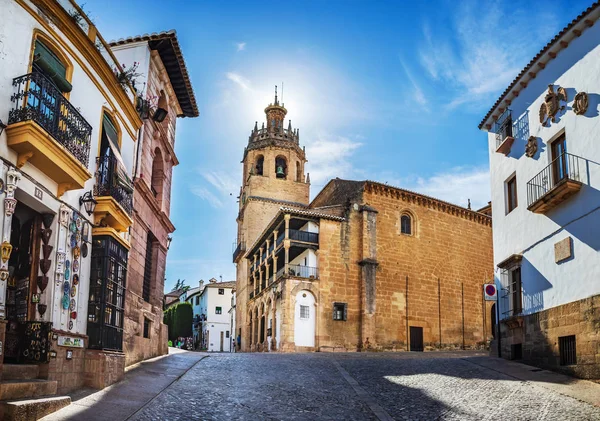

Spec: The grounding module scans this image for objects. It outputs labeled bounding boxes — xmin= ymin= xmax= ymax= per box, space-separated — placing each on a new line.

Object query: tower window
xmin=296 ymin=161 xmax=301 ymax=182
xmin=400 ymin=214 xmax=412 ymax=235
xmin=255 ymin=155 xmax=264 ymax=176
xmin=275 ymin=156 xmax=287 ymax=179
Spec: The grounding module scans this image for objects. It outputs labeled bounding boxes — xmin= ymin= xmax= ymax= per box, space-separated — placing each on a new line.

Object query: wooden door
xmin=551 ymin=135 xmax=567 ymax=185
xmin=410 ymin=326 xmax=424 ymax=352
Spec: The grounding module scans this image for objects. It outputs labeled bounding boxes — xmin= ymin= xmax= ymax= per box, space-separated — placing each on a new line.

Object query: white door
xmin=294 ymin=290 xmax=315 ymax=347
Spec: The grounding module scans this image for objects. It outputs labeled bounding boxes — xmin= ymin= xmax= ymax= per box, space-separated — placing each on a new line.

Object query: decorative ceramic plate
xmin=70 ymin=299 xmax=76 ymax=311
xmin=76 ymin=232 xmax=81 ymax=244
xmin=72 ymin=212 xmax=79 ymax=222
xmin=68 ymin=320 xmax=73 ymax=330
xmin=70 ymin=285 xmax=77 ymax=297
xmin=73 ymin=259 xmax=79 ymax=273
xmin=0 ymin=179 xmax=4 ymax=194
xmin=64 ymin=268 xmax=70 ymax=281
xmin=69 ymin=221 xmax=77 ymax=233
xmin=81 ymin=243 xmax=88 ymax=258
xmin=62 ymin=294 xmax=70 ymax=310
xmin=73 ymin=246 xmax=80 ymax=259
xmin=76 ymin=217 xmax=82 ymax=230
xmin=70 ymin=234 xmax=77 ymax=248
xmin=63 ymin=281 xmax=70 ymax=294
xmin=72 ymin=274 xmax=79 ymax=285
xmin=70 ymin=311 xmax=77 ymax=319
xmin=65 ymin=260 xmax=71 ymax=270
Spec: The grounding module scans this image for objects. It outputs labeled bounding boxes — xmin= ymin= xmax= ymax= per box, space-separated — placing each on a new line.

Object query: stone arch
xmin=151 ymin=147 xmax=164 ymax=205
xmin=254 ymin=154 xmax=264 ymax=176
xmin=275 ymin=155 xmax=287 ymax=179
xmin=399 ymin=208 xmax=417 ymax=236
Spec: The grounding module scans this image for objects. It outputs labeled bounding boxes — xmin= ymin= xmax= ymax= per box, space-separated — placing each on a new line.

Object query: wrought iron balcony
xmin=233 ymin=241 xmax=246 ymax=263
xmin=276 ymin=267 xmax=285 ymax=281
xmin=289 ymin=229 xmax=319 ymax=244
xmin=9 ymin=72 xmax=91 ymax=167
xmin=94 ymin=155 xmax=133 ymax=215
xmin=287 ymin=264 xmax=318 ymax=279
xmin=494 ymin=109 xmax=514 ymax=155
xmin=527 ymin=152 xmax=584 ymax=213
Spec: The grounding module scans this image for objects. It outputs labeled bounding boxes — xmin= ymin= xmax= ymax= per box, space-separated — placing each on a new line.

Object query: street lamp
xmin=166 ymin=235 xmax=172 ymax=250
xmin=79 ymin=191 xmax=97 ymax=216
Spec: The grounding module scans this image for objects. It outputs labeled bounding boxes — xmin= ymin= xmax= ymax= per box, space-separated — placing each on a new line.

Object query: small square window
xmin=333 ymin=303 xmax=347 ymax=321
xmin=143 ymin=318 xmax=150 ymax=339
xmin=226 ymin=330 xmax=230 ymax=338
xmin=215 ymin=306 xmax=222 ymax=315
xmin=218 ymin=288 xmax=225 ymax=295
xmin=300 ymin=305 xmax=309 ymax=319
xmin=559 ymin=335 xmax=576 ymax=366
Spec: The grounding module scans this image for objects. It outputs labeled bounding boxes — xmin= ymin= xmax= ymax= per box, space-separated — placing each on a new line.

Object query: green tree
xmin=163 ymin=302 xmax=193 ymax=341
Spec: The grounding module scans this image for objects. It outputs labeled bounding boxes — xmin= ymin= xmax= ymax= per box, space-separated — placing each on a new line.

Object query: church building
xmin=234 ymin=92 xmax=495 ymax=352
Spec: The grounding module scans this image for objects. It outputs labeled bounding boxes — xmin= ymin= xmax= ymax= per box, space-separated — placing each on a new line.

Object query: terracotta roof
xmin=279 ymin=206 xmax=346 ymax=221
xmin=110 ymin=30 xmax=199 ymax=118
xmin=478 ymin=2 xmax=600 ymax=130
xmin=205 ymin=281 xmax=236 ymax=289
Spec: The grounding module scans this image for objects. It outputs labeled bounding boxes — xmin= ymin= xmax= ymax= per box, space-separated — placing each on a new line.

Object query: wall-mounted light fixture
xmin=152 ymin=90 xmax=168 ymax=122
xmin=79 ymin=191 xmax=97 ymax=216
xmin=166 ymin=235 xmax=173 ymax=250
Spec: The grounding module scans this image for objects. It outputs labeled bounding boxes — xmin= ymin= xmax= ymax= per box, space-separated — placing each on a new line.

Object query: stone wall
xmin=500 ymin=294 xmax=600 ymax=379
xmin=83 ymin=349 xmax=125 ymax=390
xmin=41 ymin=331 xmax=88 ymax=394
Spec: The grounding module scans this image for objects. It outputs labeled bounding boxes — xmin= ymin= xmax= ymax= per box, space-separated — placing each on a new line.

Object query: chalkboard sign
xmin=14 ymin=278 xmax=29 ymax=322
xmin=21 ymin=321 xmax=52 ymax=363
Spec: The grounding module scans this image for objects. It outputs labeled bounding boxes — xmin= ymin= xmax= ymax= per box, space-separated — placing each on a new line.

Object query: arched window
xmin=255 ymin=155 xmax=264 ymax=176
xmin=151 ymin=148 xmax=164 ymax=201
xmin=275 ymin=156 xmax=287 ymax=179
xmin=31 ymin=36 xmax=73 ymax=93
xmin=296 ymin=161 xmax=301 ymax=182
xmin=400 ymin=214 xmax=412 ymax=235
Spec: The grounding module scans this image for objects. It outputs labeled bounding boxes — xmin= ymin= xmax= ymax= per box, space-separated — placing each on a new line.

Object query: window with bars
xmin=506 ymin=175 xmax=518 ymax=213
xmin=300 ymin=305 xmax=310 ymax=319
xmin=218 ymin=288 xmax=224 ymax=295
xmin=87 ymin=236 xmax=128 ymax=351
xmin=559 ymin=335 xmax=576 ymax=366
xmin=333 ymin=303 xmax=347 ymax=321
xmin=142 ymin=231 xmax=155 ymax=302
xmin=510 ymin=267 xmax=522 ymax=316
xmin=143 ymin=318 xmax=150 ymax=339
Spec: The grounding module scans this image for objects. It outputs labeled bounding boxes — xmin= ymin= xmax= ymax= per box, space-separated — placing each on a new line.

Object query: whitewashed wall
xmin=201 ymin=285 xmax=234 ymax=351
xmin=487 ymin=21 xmax=600 ymax=319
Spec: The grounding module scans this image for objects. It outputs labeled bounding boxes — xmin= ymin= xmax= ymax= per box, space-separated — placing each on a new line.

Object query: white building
xmin=198 ymin=280 xmax=235 ymax=352
xmin=228 ymin=288 xmax=236 ymax=352
xmin=479 ymin=3 xmax=600 ymax=379
xmin=0 ymin=0 xmax=141 ymax=396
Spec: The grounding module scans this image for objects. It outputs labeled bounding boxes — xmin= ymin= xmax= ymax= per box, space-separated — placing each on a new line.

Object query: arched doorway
xmin=294 ymin=290 xmax=316 ymax=347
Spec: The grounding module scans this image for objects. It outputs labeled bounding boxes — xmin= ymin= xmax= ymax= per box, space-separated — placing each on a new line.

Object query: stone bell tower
xmin=233 ymin=87 xmax=310 ymax=351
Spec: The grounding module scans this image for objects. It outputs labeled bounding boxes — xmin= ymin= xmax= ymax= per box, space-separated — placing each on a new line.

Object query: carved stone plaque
xmin=555 ymin=237 xmax=573 ymax=263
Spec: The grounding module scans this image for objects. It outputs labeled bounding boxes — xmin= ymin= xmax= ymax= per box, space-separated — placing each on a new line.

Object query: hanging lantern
xmin=1 ymin=241 xmax=12 ymax=263
xmin=79 ymin=191 xmax=97 ymax=216
xmin=152 ymin=90 xmax=168 ymax=122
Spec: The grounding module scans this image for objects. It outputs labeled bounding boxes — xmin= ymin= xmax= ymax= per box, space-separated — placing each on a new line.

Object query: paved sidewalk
xmin=465 ymin=356 xmax=600 ymax=408
xmin=41 ymin=348 xmax=207 ymax=421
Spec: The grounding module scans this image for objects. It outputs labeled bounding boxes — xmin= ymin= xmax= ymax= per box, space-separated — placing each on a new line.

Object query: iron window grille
xmin=494 ymin=109 xmax=513 ymax=149
xmin=87 ymin=235 xmax=127 ymax=351
xmin=526 ymin=152 xmax=585 ymax=207
xmin=143 ymin=318 xmax=150 ymax=339
xmin=218 ymin=288 xmax=224 ymax=295
xmin=300 ymin=305 xmax=310 ymax=319
xmin=8 ymin=72 xmax=92 ymax=167
xmin=559 ymin=335 xmax=577 ymax=366
xmin=94 ymin=155 xmax=134 ymax=215
xmin=142 ymin=231 xmax=155 ymax=302
xmin=333 ymin=303 xmax=347 ymax=321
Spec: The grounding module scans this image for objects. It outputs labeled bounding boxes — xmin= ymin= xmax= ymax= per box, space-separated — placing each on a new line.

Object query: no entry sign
xmin=484 ymin=284 xmax=497 ymax=300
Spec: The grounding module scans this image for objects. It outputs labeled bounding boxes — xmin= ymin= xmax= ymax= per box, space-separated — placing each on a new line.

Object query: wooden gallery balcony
xmin=6 ymin=72 xmax=92 ymax=196
xmin=527 ymin=152 xmax=585 ymax=214
xmin=92 ymin=155 xmax=133 ymax=246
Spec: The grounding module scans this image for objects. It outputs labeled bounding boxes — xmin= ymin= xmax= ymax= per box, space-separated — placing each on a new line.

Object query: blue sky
xmin=85 ymin=0 xmax=591 ymax=291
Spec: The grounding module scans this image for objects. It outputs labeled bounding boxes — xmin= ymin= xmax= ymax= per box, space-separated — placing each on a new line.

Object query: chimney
xmin=199 ymin=279 xmax=204 ymax=289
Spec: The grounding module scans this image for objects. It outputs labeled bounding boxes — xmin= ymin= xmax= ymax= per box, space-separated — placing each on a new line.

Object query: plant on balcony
xmin=114 ymin=62 xmax=143 ymax=93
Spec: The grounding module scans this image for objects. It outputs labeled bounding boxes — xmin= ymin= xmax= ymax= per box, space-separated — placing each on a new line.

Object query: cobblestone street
xmin=42 ymin=349 xmax=600 ymax=421
xmin=121 ymin=351 xmax=600 ymax=421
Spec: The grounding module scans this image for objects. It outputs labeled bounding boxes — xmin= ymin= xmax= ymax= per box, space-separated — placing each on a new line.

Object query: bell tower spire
xmin=265 ymin=85 xmax=287 ymax=132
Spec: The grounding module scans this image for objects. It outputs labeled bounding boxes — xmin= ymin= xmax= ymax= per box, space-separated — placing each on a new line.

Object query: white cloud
xmin=400 ymin=60 xmax=428 ymax=111
xmin=226 ymin=72 xmax=251 ymax=91
xmin=190 ymin=186 xmax=223 ymax=208
xmin=305 ymin=133 xmax=362 ymax=187
xmin=406 ymin=166 xmax=491 ymax=210
xmin=236 ymin=42 xmax=246 ymax=52
xmin=418 ymin=1 xmax=560 ymax=109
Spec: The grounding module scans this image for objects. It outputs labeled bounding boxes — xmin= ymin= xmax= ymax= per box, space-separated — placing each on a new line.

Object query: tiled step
xmin=0 ymin=380 xmax=57 ymax=401
xmin=2 ymin=365 xmax=40 ymax=381
xmin=0 ymin=395 xmax=71 ymax=421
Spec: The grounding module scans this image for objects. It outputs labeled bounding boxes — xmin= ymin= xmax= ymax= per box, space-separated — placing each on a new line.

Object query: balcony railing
xmin=249 ymin=291 xmax=254 ymax=300
xmin=276 ymin=267 xmax=285 ymax=281
xmin=287 ymin=264 xmax=318 ymax=279
xmin=94 ymin=155 xmax=133 ymax=215
xmin=527 ymin=152 xmax=584 ymax=212
xmin=232 ymin=241 xmax=246 ymax=263
xmin=289 ymin=229 xmax=319 ymax=244
xmin=276 ymin=232 xmax=285 ymax=248
xmin=9 ymin=72 xmax=92 ymax=167
xmin=494 ymin=109 xmax=513 ymax=149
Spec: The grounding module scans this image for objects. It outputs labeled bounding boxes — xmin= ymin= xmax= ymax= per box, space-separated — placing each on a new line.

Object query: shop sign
xmin=57 ymin=336 xmax=84 ymax=348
